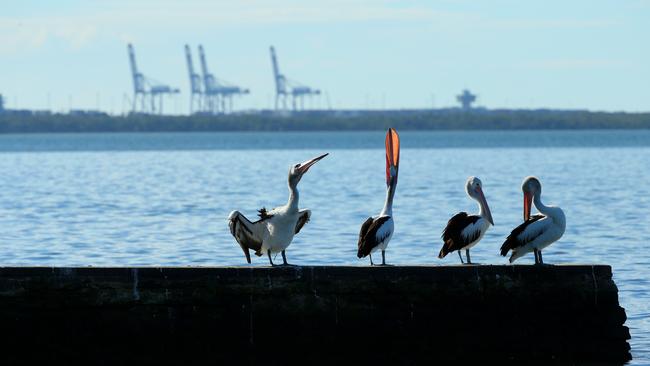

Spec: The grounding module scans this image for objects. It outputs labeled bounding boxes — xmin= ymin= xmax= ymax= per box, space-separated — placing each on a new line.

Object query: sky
xmin=0 ymin=0 xmax=648 ymax=114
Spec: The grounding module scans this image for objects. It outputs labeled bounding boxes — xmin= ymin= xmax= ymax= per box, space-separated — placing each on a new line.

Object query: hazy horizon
xmin=1 ymin=0 xmax=648 ymax=114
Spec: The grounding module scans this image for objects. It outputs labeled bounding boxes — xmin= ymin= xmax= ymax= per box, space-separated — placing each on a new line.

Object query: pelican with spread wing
xmin=228 ymin=153 xmax=328 ymax=266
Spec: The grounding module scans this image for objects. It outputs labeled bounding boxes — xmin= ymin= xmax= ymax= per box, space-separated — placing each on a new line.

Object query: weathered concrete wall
xmin=0 ymin=265 xmax=630 ymax=364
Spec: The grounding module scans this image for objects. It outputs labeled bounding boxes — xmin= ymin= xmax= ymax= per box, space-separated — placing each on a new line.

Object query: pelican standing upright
xmin=438 ymin=176 xmax=494 ymax=264
xmin=357 ymin=128 xmax=400 ymax=266
xmin=500 ymin=176 xmax=566 ymax=264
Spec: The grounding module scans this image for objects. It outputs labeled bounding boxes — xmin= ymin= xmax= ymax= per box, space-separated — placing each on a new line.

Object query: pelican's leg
xmin=281 ymin=250 xmax=288 ymax=265
xmin=369 ymin=254 xmax=374 ymax=266
xmin=538 ymin=250 xmax=544 ymax=265
xmin=533 ymin=248 xmax=539 ymax=265
xmin=267 ymin=249 xmax=274 ymax=266
xmin=466 ymin=249 xmax=472 ymax=264
xmin=458 ymin=250 xmax=464 ymax=264
xmin=381 ymin=250 xmax=386 ymax=266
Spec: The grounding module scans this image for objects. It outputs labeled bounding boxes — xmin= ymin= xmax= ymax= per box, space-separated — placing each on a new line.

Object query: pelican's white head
xmin=288 ymin=153 xmax=328 ymax=187
xmin=522 ymin=176 xmax=542 ymax=220
xmin=466 ymin=176 xmax=494 ymax=225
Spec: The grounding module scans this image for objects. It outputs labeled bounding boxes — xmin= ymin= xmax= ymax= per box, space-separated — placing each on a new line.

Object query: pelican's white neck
xmin=475 ymin=196 xmax=489 ymax=219
xmin=533 ymin=191 xmax=564 ymax=229
xmin=533 ymin=192 xmax=549 ymax=215
xmin=380 ymin=179 xmax=397 ymax=216
xmin=380 ymin=197 xmax=392 ymax=216
xmin=287 ymin=183 xmax=299 ymax=211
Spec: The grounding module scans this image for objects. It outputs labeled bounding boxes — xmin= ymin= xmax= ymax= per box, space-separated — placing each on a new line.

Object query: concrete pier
xmin=0 ymin=265 xmax=630 ymax=364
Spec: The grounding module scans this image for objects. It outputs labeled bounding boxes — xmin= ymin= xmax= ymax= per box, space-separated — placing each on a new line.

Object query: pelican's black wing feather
xmin=257 ymin=207 xmax=274 ymax=221
xmin=500 ymin=214 xmax=545 ymax=256
xmin=295 ymin=210 xmax=311 ymax=234
xmin=439 ymin=212 xmax=482 ymax=258
xmin=228 ymin=212 xmax=265 ymax=263
xmin=357 ymin=216 xmax=391 ymax=258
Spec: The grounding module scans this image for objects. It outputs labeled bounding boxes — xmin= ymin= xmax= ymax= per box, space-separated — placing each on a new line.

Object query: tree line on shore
xmin=0 ymin=109 xmax=648 ymax=133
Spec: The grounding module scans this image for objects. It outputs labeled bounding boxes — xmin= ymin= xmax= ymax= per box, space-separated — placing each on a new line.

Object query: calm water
xmin=0 ymin=130 xmax=648 ymax=363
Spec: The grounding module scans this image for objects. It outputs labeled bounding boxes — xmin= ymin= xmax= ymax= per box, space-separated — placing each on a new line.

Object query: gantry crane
xmin=185 ymin=44 xmax=203 ymax=114
xmin=270 ymin=46 xmax=320 ymax=111
xmin=127 ymin=44 xmax=179 ymax=114
xmin=197 ymin=45 xmax=249 ymax=114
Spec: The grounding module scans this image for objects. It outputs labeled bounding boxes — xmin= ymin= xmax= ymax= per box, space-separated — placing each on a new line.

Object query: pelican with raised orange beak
xmin=439 ymin=177 xmax=494 ymax=264
xmin=500 ymin=176 xmax=566 ymax=264
xmin=357 ymin=128 xmax=400 ymax=266
xmin=228 ymin=153 xmax=328 ymax=266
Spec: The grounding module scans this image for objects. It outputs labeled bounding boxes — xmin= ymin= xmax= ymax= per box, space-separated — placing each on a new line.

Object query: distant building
xmin=457 ymin=89 xmax=477 ymax=110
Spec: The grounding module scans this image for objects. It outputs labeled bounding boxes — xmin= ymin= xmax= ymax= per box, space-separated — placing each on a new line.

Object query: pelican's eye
xmin=294 ymin=164 xmax=300 ymax=168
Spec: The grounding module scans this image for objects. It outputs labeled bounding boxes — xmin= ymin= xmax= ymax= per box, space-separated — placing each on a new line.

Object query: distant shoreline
xmin=0 ymin=109 xmax=649 ymax=133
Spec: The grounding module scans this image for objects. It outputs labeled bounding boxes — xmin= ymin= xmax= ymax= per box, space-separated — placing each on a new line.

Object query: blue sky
xmin=0 ymin=0 xmax=648 ymax=113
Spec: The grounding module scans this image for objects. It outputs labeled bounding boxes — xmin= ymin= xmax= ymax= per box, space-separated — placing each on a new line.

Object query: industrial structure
xmin=195 ymin=45 xmax=249 ymax=114
xmin=127 ymin=44 xmax=179 ymax=114
xmin=4 ymin=43 xmax=495 ymax=116
xmin=457 ymin=89 xmax=477 ymax=110
xmin=185 ymin=45 xmax=203 ymax=114
xmin=270 ymin=46 xmax=320 ymax=111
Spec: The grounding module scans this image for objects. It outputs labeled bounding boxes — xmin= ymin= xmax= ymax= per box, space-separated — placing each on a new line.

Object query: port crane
xmin=197 ymin=45 xmax=249 ymax=114
xmin=127 ymin=44 xmax=179 ymax=114
xmin=185 ymin=44 xmax=203 ymax=114
xmin=270 ymin=46 xmax=320 ymax=111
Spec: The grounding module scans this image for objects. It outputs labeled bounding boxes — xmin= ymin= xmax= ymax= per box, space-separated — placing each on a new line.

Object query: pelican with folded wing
xmin=357 ymin=128 xmax=400 ymax=266
xmin=500 ymin=176 xmax=565 ymax=264
xmin=439 ymin=176 xmax=494 ymax=264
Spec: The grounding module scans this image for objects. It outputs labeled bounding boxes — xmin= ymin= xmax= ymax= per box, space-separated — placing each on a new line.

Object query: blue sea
xmin=0 ymin=130 xmax=648 ymax=363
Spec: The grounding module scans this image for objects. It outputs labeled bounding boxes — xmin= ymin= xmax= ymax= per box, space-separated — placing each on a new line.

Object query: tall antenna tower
xmin=457 ymin=89 xmax=477 ymax=110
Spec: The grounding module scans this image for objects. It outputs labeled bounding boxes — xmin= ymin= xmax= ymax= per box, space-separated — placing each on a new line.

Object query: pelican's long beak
xmin=297 ymin=153 xmax=328 ymax=175
xmin=385 ymin=128 xmax=400 ymax=184
xmin=523 ymin=191 xmax=533 ymax=221
xmin=477 ymin=186 xmax=494 ymax=225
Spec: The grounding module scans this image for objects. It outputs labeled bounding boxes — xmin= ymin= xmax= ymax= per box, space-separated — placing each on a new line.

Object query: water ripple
xmin=0 ymin=131 xmax=647 ymax=363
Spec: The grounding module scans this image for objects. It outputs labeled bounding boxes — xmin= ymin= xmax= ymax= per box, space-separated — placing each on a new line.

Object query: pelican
xmin=227 ymin=153 xmax=328 ymax=266
xmin=357 ymin=128 xmax=399 ymax=266
xmin=438 ymin=176 xmax=494 ymax=264
xmin=500 ymin=176 xmax=565 ymax=264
